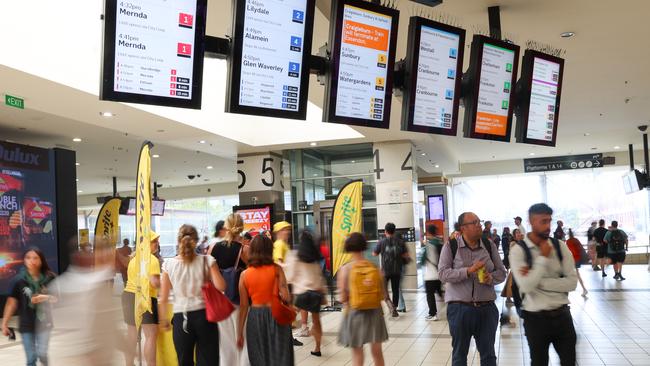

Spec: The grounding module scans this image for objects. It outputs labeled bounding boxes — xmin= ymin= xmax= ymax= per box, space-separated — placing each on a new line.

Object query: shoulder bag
xmin=202 ymin=256 xmax=235 ymax=323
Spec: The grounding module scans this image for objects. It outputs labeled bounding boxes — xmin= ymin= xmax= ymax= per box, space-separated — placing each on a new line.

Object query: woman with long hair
xmin=122 ymin=231 xmax=161 ymax=366
xmin=158 ymin=224 xmax=226 ymax=366
xmin=337 ymin=233 xmax=388 ymax=366
xmin=237 ymin=235 xmax=294 ymax=366
xmin=2 ymin=248 xmax=57 ymax=366
xmin=567 ymin=229 xmax=588 ymax=297
xmin=285 ymin=230 xmax=326 ymax=357
xmin=210 ymin=213 xmax=249 ymax=366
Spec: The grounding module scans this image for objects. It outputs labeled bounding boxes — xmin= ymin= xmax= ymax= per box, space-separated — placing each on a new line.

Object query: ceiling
xmin=1 ymin=0 xmax=649 ymax=195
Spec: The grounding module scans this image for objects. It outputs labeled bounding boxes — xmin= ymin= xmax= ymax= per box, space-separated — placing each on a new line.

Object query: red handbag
xmin=271 ymin=265 xmax=296 ymax=326
xmin=201 ymin=256 xmax=234 ymax=323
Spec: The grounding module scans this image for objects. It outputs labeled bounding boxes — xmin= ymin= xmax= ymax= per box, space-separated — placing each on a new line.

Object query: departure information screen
xmin=227 ymin=0 xmax=314 ymax=120
xmin=526 ymin=57 xmax=561 ymax=142
xmin=101 ymin=0 xmax=206 ymax=108
xmin=325 ymin=0 xmax=398 ymax=129
xmin=475 ymin=43 xmax=516 ymax=137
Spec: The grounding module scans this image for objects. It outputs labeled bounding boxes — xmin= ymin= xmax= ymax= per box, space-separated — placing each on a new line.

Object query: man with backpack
xmin=373 ymin=222 xmax=410 ymax=317
xmin=509 ymin=203 xmax=577 ymax=366
xmin=438 ymin=212 xmax=506 ymax=366
xmin=604 ymin=220 xmax=628 ymax=280
xmin=593 ymin=219 xmax=609 ymax=277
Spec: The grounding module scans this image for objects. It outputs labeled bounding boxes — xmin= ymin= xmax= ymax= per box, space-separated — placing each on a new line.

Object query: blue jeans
xmin=21 ymin=330 xmax=51 ymax=366
xmin=447 ymin=302 xmax=498 ymax=366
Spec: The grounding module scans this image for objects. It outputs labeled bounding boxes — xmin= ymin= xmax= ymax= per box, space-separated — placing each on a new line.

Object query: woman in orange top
xmin=566 ymin=229 xmax=588 ymax=297
xmin=236 ymin=235 xmax=294 ymax=366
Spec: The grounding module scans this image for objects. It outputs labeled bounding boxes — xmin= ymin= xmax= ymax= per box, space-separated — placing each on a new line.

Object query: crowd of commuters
xmin=1 ymin=202 xmax=634 ymax=366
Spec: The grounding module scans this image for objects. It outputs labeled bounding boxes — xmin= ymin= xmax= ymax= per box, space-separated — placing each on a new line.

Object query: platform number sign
xmin=237 ymin=154 xmax=284 ymax=192
xmin=372 ymin=143 xmax=414 ymax=182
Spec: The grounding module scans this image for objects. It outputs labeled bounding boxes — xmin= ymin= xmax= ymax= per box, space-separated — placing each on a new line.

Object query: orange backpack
xmin=348 ymin=260 xmax=383 ymax=310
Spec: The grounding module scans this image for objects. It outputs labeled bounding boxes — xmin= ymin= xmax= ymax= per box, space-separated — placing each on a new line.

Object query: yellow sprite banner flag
xmin=134 ymin=142 xmax=153 ymax=330
xmin=331 ymin=180 xmax=363 ymax=275
xmin=93 ymin=198 xmax=121 ymax=245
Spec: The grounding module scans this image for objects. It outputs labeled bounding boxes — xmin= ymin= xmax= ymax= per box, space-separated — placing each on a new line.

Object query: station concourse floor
xmin=1 ymin=265 xmax=650 ymax=366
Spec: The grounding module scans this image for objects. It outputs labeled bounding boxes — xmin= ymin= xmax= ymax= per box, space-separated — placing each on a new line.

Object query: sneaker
xmin=391 ymin=310 xmax=399 ymax=318
xmin=397 ymin=308 xmax=407 ymax=313
xmin=602 ymin=272 xmax=607 ymax=277
xmin=293 ymin=338 xmax=303 ymax=347
xmin=295 ymin=327 xmax=310 ymax=337
xmin=433 ymin=315 xmax=439 ymax=321
xmin=613 ymin=273 xmax=620 ymax=280
xmin=582 ymin=290 xmax=588 ymax=297
xmin=619 ymin=275 xmax=626 ymax=281
xmin=425 ymin=315 xmax=434 ymax=321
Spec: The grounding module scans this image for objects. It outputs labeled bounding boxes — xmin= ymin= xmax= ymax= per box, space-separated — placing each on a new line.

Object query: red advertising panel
xmin=234 ymin=204 xmax=274 ymax=236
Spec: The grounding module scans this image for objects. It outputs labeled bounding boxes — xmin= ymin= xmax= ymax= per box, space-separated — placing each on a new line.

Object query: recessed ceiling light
xmin=529 ymin=152 xmax=536 ymax=156
xmin=309 ymin=142 xmax=317 ymax=146
xmin=435 ymin=164 xmax=440 ymax=168
xmin=420 ymin=153 xmax=426 ymax=156
xmin=77 ymin=190 xmax=83 ymax=193
xmin=152 ymin=154 xmax=160 ymax=158
xmin=72 ymin=138 xmax=82 ymax=142
xmin=75 ymin=162 xmax=80 ymax=166
xmin=76 ymin=178 xmax=79 ymax=182
xmin=350 ymin=160 xmax=356 ymax=163
xmin=614 ymin=146 xmax=621 ymax=150
xmin=99 ymin=111 xmax=114 ymax=117
xmin=206 ymin=166 xmax=213 ymax=170
xmin=560 ymin=31 xmax=575 ymax=38
xmin=199 ymin=140 xmax=206 ymax=144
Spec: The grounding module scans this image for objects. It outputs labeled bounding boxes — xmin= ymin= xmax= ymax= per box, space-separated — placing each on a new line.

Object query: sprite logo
xmin=339 ymin=195 xmax=357 ymax=232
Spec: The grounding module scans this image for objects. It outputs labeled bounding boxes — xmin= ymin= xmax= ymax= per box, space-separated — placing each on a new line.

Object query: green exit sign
xmin=5 ymin=94 xmax=24 ymax=109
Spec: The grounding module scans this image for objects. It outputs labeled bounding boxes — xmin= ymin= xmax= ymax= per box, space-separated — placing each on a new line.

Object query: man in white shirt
xmin=514 ymin=216 xmax=526 ymax=236
xmin=510 ymin=203 xmax=577 ymax=366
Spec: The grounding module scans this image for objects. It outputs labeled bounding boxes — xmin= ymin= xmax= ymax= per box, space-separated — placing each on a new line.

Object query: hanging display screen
xmin=402 ymin=17 xmax=465 ymax=135
xmin=515 ymin=50 xmax=564 ymax=146
xmin=100 ymin=0 xmax=207 ymax=109
xmin=324 ymin=0 xmax=399 ymax=129
xmin=226 ymin=0 xmax=315 ymax=120
xmin=463 ymin=35 xmax=519 ymax=142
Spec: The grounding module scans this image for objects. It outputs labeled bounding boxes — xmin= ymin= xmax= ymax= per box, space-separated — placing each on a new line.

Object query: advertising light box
xmin=324 ymin=0 xmax=399 ymax=129
xmin=515 ymin=50 xmax=564 ymax=146
xmin=233 ymin=204 xmax=274 ymax=236
xmin=402 ymin=17 xmax=465 ymax=136
xmin=226 ymin=0 xmax=315 ymax=120
xmin=100 ymin=0 xmax=208 ymax=109
xmin=463 ymin=35 xmax=520 ymax=142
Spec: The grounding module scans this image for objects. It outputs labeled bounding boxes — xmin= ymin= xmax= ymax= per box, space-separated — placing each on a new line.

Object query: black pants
xmin=384 ymin=274 xmax=401 ymax=308
xmin=523 ymin=307 xmax=576 ymax=366
xmin=425 ymin=280 xmax=443 ymax=316
xmin=172 ymin=309 xmax=219 ymax=366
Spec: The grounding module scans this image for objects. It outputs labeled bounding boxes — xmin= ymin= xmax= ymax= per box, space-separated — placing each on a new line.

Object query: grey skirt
xmin=338 ymin=307 xmax=389 ymax=348
xmin=246 ymin=306 xmax=294 ymax=366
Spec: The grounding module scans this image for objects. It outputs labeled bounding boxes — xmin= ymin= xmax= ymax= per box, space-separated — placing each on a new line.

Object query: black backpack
xmin=380 ymin=238 xmax=402 ymax=276
xmin=511 ymin=238 xmax=563 ymax=313
xmin=449 ymin=237 xmax=494 ymax=267
xmin=609 ymin=230 xmax=626 ymax=252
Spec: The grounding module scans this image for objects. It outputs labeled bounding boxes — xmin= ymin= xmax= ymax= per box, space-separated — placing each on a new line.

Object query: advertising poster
xmin=331 ymin=181 xmax=362 ymax=275
xmin=335 ymin=4 xmax=392 ymax=122
xmin=475 ymin=43 xmax=516 ymax=136
xmin=235 ymin=205 xmax=272 ymax=236
xmin=0 ymin=141 xmax=58 ymax=295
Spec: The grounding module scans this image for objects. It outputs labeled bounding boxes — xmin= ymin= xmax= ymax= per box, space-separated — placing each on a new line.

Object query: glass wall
xmin=451 ymin=167 xmax=650 ymax=252
xmin=79 ymin=195 xmax=239 ymax=257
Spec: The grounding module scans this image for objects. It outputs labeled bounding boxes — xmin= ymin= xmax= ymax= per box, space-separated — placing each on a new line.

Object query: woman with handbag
xmin=211 ymin=213 xmax=249 ymax=366
xmin=159 ymin=224 xmax=226 ymax=366
xmin=237 ymin=235 xmax=295 ymax=366
xmin=285 ymin=230 xmax=327 ymax=357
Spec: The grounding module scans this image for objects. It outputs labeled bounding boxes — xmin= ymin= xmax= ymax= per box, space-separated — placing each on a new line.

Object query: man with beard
xmin=510 ymin=203 xmax=577 ymax=366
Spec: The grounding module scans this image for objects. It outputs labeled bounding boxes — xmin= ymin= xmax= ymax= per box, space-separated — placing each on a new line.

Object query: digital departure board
xmin=324 ymin=0 xmax=399 ymax=129
xmin=100 ymin=0 xmax=207 ymax=109
xmin=463 ymin=35 xmax=519 ymax=142
xmin=402 ymin=17 xmax=465 ymax=136
xmin=515 ymin=50 xmax=564 ymax=146
xmin=226 ymin=0 xmax=315 ymax=120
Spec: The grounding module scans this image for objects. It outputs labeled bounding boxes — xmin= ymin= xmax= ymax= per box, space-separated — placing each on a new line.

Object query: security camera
xmin=638 ymin=125 xmax=648 ymax=132
xmin=187 ymin=175 xmax=196 ymax=180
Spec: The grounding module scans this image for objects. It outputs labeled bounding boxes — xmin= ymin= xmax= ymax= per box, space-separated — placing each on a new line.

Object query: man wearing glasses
xmin=439 ymin=212 xmax=507 ymax=366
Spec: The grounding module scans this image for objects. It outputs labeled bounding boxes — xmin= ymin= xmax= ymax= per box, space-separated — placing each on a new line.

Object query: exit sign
xmin=5 ymin=94 xmax=24 ymax=109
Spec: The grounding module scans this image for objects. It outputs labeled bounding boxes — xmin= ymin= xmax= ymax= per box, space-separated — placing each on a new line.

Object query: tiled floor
xmin=2 ymin=264 xmax=650 ymax=365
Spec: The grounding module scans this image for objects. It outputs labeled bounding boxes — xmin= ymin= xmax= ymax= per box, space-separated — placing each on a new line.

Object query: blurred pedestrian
xmin=422 ymin=224 xmax=444 ymax=321
xmin=566 ymin=229 xmax=588 ymax=296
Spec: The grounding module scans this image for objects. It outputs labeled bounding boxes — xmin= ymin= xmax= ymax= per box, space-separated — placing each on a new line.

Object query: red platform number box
xmin=179 ymin=13 xmax=194 ymax=29
xmin=177 ymin=43 xmax=192 ymax=58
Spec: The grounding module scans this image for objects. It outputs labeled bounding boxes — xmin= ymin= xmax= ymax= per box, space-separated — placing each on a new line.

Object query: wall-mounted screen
xmin=121 ymin=197 xmax=165 ymax=215
xmin=233 ymin=204 xmax=274 ymax=236
xmin=402 ymin=17 xmax=465 ymax=136
xmin=515 ymin=50 xmax=564 ymax=146
xmin=463 ymin=35 xmax=519 ymax=142
xmin=100 ymin=0 xmax=207 ymax=109
xmin=623 ymin=169 xmax=645 ymax=194
xmin=152 ymin=198 xmax=166 ymax=216
xmin=0 ymin=141 xmax=58 ymax=295
xmin=226 ymin=0 xmax=315 ymax=120
xmin=427 ymin=194 xmax=445 ymax=221
xmin=324 ymin=0 xmax=399 ymax=129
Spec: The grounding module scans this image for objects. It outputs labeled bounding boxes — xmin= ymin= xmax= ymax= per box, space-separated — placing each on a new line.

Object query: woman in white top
xmin=159 ymin=224 xmax=226 ymax=366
